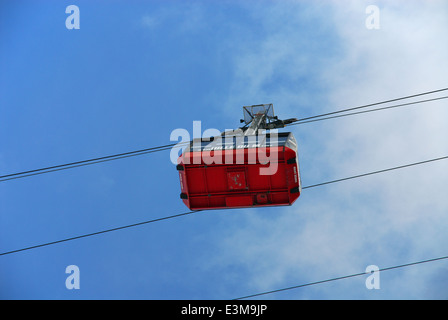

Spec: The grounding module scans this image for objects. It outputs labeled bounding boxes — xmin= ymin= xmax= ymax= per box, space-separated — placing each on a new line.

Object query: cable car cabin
xmin=177 ymin=131 xmax=301 ymax=210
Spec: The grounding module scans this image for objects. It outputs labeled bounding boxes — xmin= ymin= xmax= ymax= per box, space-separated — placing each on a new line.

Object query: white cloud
xmin=203 ymin=0 xmax=448 ymax=299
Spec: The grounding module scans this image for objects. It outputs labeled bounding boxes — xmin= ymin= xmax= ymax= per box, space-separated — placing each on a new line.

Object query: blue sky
xmin=1 ymin=0 xmax=448 ymax=300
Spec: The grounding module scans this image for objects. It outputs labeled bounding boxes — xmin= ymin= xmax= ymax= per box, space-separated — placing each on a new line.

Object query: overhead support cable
xmin=234 ymin=255 xmax=448 ymax=299
xmin=1 ymin=87 xmax=446 ymax=183
xmin=1 ymin=154 xmax=447 ymax=257
xmin=288 ymin=87 xmax=448 ymax=124
xmin=0 ymin=210 xmax=201 ymax=257
xmin=0 ymin=144 xmax=177 ymax=183
xmin=287 ymin=95 xmax=448 ymax=126
xmin=302 ymin=155 xmax=448 ymax=190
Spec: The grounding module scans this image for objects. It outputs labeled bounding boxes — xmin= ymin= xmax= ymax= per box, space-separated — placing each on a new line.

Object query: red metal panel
xmin=227 ymin=170 xmax=247 ymax=190
xmin=178 ymin=145 xmax=300 ymax=210
xmin=226 ymin=195 xmax=253 ymax=207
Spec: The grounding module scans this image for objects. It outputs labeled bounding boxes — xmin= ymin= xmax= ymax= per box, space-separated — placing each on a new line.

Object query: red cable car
xmin=177 ymin=104 xmax=301 ymax=210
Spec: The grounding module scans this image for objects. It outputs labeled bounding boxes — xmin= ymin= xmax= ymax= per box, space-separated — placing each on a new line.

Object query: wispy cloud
xmin=140 ymin=3 xmax=207 ymax=33
xmin=140 ymin=14 xmax=159 ymax=30
xmin=201 ymin=0 xmax=448 ymax=299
